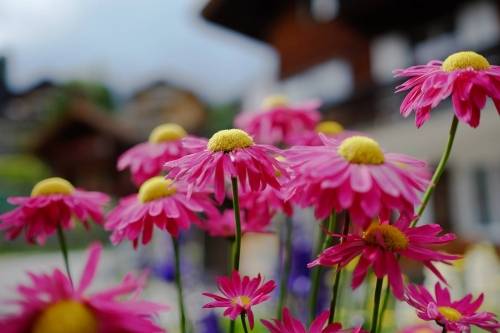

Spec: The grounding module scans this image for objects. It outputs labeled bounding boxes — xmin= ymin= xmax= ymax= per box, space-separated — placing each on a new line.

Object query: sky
xmin=0 ymin=0 xmax=277 ymax=103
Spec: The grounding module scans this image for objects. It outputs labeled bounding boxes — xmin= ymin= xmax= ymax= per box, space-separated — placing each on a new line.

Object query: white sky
xmin=0 ymin=0 xmax=278 ymax=103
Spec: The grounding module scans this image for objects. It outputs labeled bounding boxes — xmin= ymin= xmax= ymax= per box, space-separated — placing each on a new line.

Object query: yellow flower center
xmin=442 ymin=51 xmax=490 ymax=72
xmin=364 ymin=223 xmax=409 ymax=251
xmin=338 ymin=136 xmax=384 ymax=165
xmin=438 ymin=306 xmax=462 ymax=322
xmin=207 ymin=129 xmax=254 ymax=152
xmin=231 ymin=295 xmax=251 ymax=307
xmin=149 ymin=123 xmax=187 ymax=143
xmin=262 ymin=95 xmax=289 ymax=109
xmin=138 ymin=177 xmax=177 ymax=203
xmin=31 ymin=177 xmax=75 ymax=197
xmin=32 ymin=300 xmax=98 ymax=333
xmin=316 ymin=121 xmax=344 ymax=135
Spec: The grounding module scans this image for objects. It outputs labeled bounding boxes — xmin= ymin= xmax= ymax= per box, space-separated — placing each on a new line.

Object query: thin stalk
xmin=241 ymin=313 xmax=250 ymax=333
xmin=441 ymin=326 xmax=447 ymax=333
xmin=277 ymin=216 xmax=293 ymax=319
xmin=376 ymin=280 xmax=391 ymax=333
xmin=328 ymin=214 xmax=349 ymax=324
xmin=173 ymin=237 xmax=187 ymax=333
xmin=370 ymin=278 xmax=384 ymax=333
xmin=231 ymin=177 xmax=242 ymax=270
xmin=412 ymin=116 xmax=459 ymax=227
xmin=56 ymin=225 xmax=73 ymax=288
xmin=309 ymin=213 xmax=337 ymax=322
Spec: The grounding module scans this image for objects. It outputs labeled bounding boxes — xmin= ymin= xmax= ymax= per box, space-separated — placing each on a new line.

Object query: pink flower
xmin=240 ymin=185 xmax=293 ymax=218
xmin=398 ymin=323 xmax=440 ymax=333
xmin=202 ymin=271 xmax=276 ymax=328
xmin=0 ymin=243 xmax=168 ymax=333
xmin=235 ymin=95 xmax=321 ymax=146
xmin=289 ymin=120 xmax=357 ymax=146
xmin=164 ymin=129 xmax=287 ymax=203
xmin=308 ymin=217 xmax=459 ymax=299
xmin=262 ymin=308 xmax=367 ymax=333
xmin=406 ymin=283 xmax=500 ymax=332
xmin=0 ymin=177 xmax=109 ymax=245
xmin=118 ymin=123 xmax=206 ymax=186
xmin=285 ymin=135 xmax=429 ymax=227
xmin=106 ymin=177 xmax=217 ymax=247
xmin=395 ymin=51 xmax=500 ymax=128
xmin=200 ymin=209 xmax=273 ymax=237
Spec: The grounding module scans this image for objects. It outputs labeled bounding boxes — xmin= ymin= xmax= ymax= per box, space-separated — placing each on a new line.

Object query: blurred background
xmin=0 ymin=0 xmax=499 ymax=331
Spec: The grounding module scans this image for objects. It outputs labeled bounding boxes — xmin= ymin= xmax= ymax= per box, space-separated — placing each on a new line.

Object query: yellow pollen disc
xmin=231 ymin=295 xmax=251 ymax=306
xmin=364 ymin=223 xmax=409 ymax=251
xmin=149 ymin=123 xmax=187 ymax=143
xmin=338 ymin=136 xmax=384 ymax=165
xmin=31 ymin=177 xmax=75 ymax=197
xmin=32 ymin=300 xmax=98 ymax=333
xmin=438 ymin=306 xmax=462 ymax=322
xmin=442 ymin=51 xmax=490 ymax=72
xmin=138 ymin=177 xmax=177 ymax=203
xmin=262 ymin=94 xmax=289 ymax=109
xmin=207 ymin=129 xmax=254 ymax=152
xmin=315 ymin=121 xmax=344 ymax=135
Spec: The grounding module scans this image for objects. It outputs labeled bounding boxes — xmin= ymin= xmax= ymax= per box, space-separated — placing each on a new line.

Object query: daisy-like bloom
xmin=308 ymin=217 xmax=459 ymax=299
xmin=262 ymin=308 xmax=367 ymax=333
xmin=235 ymin=95 xmax=321 ymax=146
xmin=290 ymin=120 xmax=356 ymax=146
xmin=286 ymin=135 xmax=429 ymax=227
xmin=164 ymin=128 xmax=287 ymax=203
xmin=106 ymin=176 xmax=217 ymax=247
xmin=0 ymin=243 xmax=168 ymax=333
xmin=0 ymin=177 xmax=109 ymax=244
xmin=239 ymin=185 xmax=293 ymax=218
xmin=118 ymin=123 xmax=206 ymax=186
xmin=200 ymin=209 xmax=273 ymax=237
xmin=202 ymin=271 xmax=276 ymax=328
xmin=406 ymin=283 xmax=500 ymax=333
xmin=395 ymin=51 xmax=500 ymax=128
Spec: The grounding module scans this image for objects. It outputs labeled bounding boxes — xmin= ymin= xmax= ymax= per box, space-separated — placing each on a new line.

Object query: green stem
xmin=173 ymin=237 xmax=187 ymax=333
xmin=277 ymin=216 xmax=293 ymax=319
xmin=412 ymin=116 xmax=458 ymax=227
xmin=231 ymin=177 xmax=242 ymax=271
xmin=56 ymin=225 xmax=73 ymax=288
xmin=328 ymin=214 xmax=349 ymax=324
xmin=370 ymin=278 xmax=384 ymax=333
xmin=309 ymin=213 xmax=336 ymax=322
xmin=241 ymin=313 xmax=250 ymax=333
xmin=376 ymin=280 xmax=391 ymax=333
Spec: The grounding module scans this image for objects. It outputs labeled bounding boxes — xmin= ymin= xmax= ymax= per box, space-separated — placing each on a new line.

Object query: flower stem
xmin=328 ymin=214 xmax=348 ymax=324
xmin=412 ymin=116 xmax=459 ymax=227
xmin=56 ymin=224 xmax=73 ymax=288
xmin=370 ymin=278 xmax=384 ymax=333
xmin=241 ymin=313 xmax=250 ymax=333
xmin=173 ymin=237 xmax=187 ymax=333
xmin=277 ymin=216 xmax=293 ymax=319
xmin=231 ymin=177 xmax=242 ymax=271
xmin=376 ymin=280 xmax=390 ymax=333
xmin=309 ymin=213 xmax=336 ymax=322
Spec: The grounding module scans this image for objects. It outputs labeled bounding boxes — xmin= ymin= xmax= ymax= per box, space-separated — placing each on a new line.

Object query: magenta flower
xmin=395 ymin=51 xmax=500 ymax=128
xmin=0 ymin=243 xmax=168 ymax=333
xmin=289 ymin=120 xmax=357 ymax=146
xmin=106 ymin=176 xmax=217 ymax=247
xmin=285 ymin=135 xmax=429 ymax=227
xmin=202 ymin=271 xmax=276 ymax=328
xmin=262 ymin=308 xmax=367 ymax=333
xmin=406 ymin=283 xmax=500 ymax=332
xmin=0 ymin=177 xmax=109 ymax=245
xmin=308 ymin=217 xmax=459 ymax=299
xmin=164 ymin=128 xmax=288 ymax=203
xmin=200 ymin=209 xmax=273 ymax=238
xmin=240 ymin=185 xmax=293 ymax=218
xmin=235 ymin=95 xmax=321 ymax=146
xmin=118 ymin=123 xmax=206 ymax=186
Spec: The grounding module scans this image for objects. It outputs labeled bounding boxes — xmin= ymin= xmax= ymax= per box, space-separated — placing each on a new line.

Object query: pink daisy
xmin=289 ymin=120 xmax=357 ymax=146
xmin=202 ymin=270 xmax=276 ymax=328
xmin=395 ymin=51 xmax=500 ymax=128
xmin=164 ymin=128 xmax=288 ymax=203
xmin=406 ymin=283 xmax=500 ymax=332
xmin=0 ymin=177 xmax=109 ymax=245
xmin=308 ymin=217 xmax=459 ymax=299
xmin=235 ymin=95 xmax=321 ymax=146
xmin=200 ymin=209 xmax=273 ymax=237
xmin=285 ymin=135 xmax=430 ymax=227
xmin=118 ymin=123 xmax=206 ymax=186
xmin=239 ymin=185 xmax=293 ymax=218
xmin=262 ymin=308 xmax=367 ymax=333
xmin=0 ymin=242 xmax=168 ymax=333
xmin=106 ymin=176 xmax=217 ymax=247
